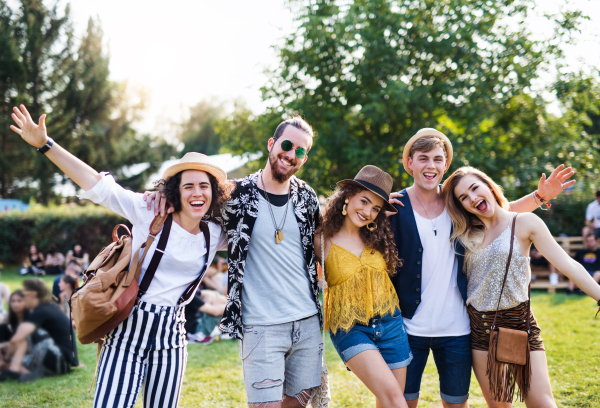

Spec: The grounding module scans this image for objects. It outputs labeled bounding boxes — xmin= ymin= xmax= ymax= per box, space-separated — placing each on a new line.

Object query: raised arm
xmin=520 ymin=213 xmax=600 ymax=302
xmin=508 ymin=165 xmax=575 ymax=213
xmin=10 ymin=105 xmax=101 ymax=190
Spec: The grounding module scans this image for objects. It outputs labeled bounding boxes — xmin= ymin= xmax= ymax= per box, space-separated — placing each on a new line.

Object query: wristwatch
xmin=37 ymin=137 xmax=54 ymax=154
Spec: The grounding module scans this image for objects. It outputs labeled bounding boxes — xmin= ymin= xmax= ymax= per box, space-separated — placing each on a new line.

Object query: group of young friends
xmin=9 ymin=104 xmax=600 ymax=408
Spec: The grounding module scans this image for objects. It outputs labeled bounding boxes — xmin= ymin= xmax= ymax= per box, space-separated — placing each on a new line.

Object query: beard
xmin=268 ymin=151 xmax=300 ymax=183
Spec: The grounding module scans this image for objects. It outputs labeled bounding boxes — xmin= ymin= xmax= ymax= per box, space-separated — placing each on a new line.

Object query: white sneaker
xmin=187 ymin=332 xmax=206 ymax=342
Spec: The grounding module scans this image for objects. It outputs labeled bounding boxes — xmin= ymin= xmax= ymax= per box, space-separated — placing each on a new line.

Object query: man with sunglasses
xmin=147 ymin=117 xmax=322 ymax=407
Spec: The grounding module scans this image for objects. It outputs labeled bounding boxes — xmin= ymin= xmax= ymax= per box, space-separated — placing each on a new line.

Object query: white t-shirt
xmin=586 ymin=200 xmax=600 ymax=229
xmin=403 ymin=208 xmax=471 ymax=337
xmin=79 ymin=173 xmax=227 ymax=306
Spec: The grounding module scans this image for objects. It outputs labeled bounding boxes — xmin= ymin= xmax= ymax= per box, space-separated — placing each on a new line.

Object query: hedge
xmin=0 ymin=203 xmax=131 ymax=264
xmin=536 ymin=189 xmax=591 ymax=236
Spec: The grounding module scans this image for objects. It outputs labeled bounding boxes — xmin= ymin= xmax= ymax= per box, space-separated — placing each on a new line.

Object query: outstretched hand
xmin=538 ymin=164 xmax=576 ymax=201
xmin=10 ymin=105 xmax=48 ymax=148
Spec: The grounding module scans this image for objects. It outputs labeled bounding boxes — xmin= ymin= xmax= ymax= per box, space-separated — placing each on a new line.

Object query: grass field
xmin=1 ymin=265 xmax=599 ymax=407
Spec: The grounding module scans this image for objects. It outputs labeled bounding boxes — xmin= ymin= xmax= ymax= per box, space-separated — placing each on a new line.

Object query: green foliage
xmin=0 ymin=2 xmax=176 ymax=203
xmin=0 ymin=203 xmax=130 ymax=264
xmin=215 ymin=0 xmax=598 ymax=197
xmin=180 ymin=98 xmax=226 ymax=156
xmin=536 ymin=190 xmax=591 ymax=236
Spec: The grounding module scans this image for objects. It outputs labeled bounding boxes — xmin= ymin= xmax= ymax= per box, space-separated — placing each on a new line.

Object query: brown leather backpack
xmin=69 ymin=214 xmax=168 ymax=344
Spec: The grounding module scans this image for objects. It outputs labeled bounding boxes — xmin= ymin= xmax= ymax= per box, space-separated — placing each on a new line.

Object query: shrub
xmin=0 ymin=203 xmax=131 ymax=264
xmin=536 ymin=189 xmax=591 ymax=236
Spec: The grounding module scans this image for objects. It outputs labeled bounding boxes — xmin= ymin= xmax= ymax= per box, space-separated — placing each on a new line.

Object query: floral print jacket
xmin=216 ymin=171 xmax=322 ymax=340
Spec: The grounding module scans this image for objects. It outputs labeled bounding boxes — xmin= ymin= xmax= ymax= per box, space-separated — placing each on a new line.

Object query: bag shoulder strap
xmin=177 ymin=221 xmax=211 ymax=304
xmin=320 ymin=231 xmax=326 ymax=364
xmin=491 ymin=214 xmax=517 ymax=330
xmin=137 ymin=213 xmax=173 ymax=299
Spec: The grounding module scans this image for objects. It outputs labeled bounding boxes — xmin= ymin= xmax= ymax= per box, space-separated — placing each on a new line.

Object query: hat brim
xmin=336 ymin=179 xmax=398 ymax=214
xmin=402 ymin=129 xmax=453 ymax=177
xmin=163 ymin=163 xmax=227 ymax=183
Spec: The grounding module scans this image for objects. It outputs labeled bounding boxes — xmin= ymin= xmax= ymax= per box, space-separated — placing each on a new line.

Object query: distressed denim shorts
xmin=330 ymin=309 xmax=413 ymax=369
xmin=238 ymin=314 xmax=322 ymax=404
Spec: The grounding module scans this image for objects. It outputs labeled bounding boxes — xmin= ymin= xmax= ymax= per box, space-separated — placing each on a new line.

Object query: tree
xmin=179 ymin=97 xmax=226 ymax=156
xmin=231 ymin=0 xmax=588 ymax=196
xmin=0 ymin=4 xmax=176 ymax=202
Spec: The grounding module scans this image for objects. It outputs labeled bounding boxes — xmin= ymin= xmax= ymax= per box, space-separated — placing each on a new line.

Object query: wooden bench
xmin=530 ymin=236 xmax=586 ymax=293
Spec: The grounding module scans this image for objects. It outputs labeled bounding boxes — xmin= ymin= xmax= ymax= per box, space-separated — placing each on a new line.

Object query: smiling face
xmin=453 ymin=174 xmax=498 ymax=218
xmin=345 ymin=189 xmax=384 ymax=229
xmin=267 ymin=125 xmax=312 ymax=183
xmin=177 ymin=170 xmax=213 ymax=220
xmin=408 ymin=146 xmax=448 ymax=191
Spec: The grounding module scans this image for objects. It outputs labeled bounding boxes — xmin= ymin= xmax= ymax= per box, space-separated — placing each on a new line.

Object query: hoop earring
xmin=367 ymin=222 xmax=377 ymax=232
xmin=342 ymin=199 xmax=349 ymax=216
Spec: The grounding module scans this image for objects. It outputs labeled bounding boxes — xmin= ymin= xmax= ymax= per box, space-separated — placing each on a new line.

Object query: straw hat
xmin=402 ymin=128 xmax=453 ymax=177
xmin=162 ymin=152 xmax=227 ymax=182
xmin=337 ymin=165 xmax=397 ymax=213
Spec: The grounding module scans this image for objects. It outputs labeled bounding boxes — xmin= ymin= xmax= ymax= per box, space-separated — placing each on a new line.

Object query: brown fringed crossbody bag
xmin=486 ymin=214 xmax=532 ymax=403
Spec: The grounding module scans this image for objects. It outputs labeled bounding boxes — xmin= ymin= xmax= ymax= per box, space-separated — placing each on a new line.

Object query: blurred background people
xmin=185 ymin=289 xmax=227 ymax=345
xmin=0 ymin=291 xmax=29 ymax=362
xmin=0 ymin=279 xmax=77 ymax=382
xmin=585 ymin=189 xmax=600 ymax=239
xmin=0 ymin=269 xmax=10 ymax=320
xmin=66 ymin=244 xmax=89 ymax=270
xmin=568 ymin=234 xmax=600 ymax=294
xmin=43 ymin=246 xmax=65 ymax=276
xmin=52 ymin=260 xmax=82 ymax=305
xmin=58 ymin=275 xmax=78 ymax=315
xmin=20 ymin=245 xmax=45 ymax=276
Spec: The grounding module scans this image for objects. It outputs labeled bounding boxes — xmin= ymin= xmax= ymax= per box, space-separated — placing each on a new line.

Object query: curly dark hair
xmin=163 ymin=170 xmax=233 ymax=218
xmin=319 ymin=184 xmax=400 ymax=276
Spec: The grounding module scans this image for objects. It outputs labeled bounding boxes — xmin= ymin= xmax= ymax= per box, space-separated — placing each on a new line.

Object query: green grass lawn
xmin=1 ymin=265 xmax=599 ymax=407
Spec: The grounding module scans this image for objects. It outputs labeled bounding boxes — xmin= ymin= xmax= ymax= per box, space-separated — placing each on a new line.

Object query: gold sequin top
xmin=466 ymin=221 xmax=530 ymax=312
xmin=324 ymin=243 xmax=399 ymax=333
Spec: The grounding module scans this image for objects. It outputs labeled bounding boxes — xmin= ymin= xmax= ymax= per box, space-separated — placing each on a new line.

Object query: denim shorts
xmin=404 ymin=334 xmax=472 ymax=404
xmin=329 ymin=309 xmax=413 ymax=369
xmin=238 ymin=314 xmax=322 ymax=404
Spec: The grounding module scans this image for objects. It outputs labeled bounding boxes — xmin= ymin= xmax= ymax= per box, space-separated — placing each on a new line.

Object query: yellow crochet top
xmin=324 ymin=242 xmax=399 ymax=333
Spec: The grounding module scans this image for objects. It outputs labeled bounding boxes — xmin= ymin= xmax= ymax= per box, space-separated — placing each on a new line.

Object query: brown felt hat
xmin=337 ymin=165 xmax=397 ymax=213
xmin=402 ymin=128 xmax=453 ymax=177
xmin=162 ymin=152 xmax=227 ymax=182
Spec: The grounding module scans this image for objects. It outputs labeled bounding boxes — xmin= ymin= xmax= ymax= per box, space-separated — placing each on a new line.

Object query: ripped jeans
xmin=239 ymin=314 xmax=322 ymax=405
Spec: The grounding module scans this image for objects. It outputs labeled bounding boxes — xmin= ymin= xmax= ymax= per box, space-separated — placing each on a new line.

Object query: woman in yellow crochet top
xmin=316 ymin=166 xmax=412 ymax=408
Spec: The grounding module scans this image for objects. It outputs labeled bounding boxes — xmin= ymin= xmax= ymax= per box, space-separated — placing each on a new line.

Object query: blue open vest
xmin=389 ymin=188 xmax=467 ymax=320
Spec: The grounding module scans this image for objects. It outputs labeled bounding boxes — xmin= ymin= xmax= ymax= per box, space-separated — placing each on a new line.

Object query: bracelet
xmin=37 ymin=137 xmax=54 ymax=154
xmin=532 ymin=191 xmax=552 ymax=210
xmin=596 ymin=299 xmax=600 ymax=319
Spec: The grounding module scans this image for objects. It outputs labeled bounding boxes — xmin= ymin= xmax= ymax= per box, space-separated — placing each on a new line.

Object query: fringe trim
xmin=486 ymin=331 xmax=532 ymax=402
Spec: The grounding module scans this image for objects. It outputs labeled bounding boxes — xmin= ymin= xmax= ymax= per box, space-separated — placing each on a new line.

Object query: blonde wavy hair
xmin=442 ymin=166 xmax=509 ymax=273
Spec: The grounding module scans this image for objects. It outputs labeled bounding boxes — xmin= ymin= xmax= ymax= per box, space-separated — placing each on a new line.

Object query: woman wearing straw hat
xmin=10 ymin=105 xmax=231 ymax=408
xmin=316 ymin=165 xmax=411 ymax=408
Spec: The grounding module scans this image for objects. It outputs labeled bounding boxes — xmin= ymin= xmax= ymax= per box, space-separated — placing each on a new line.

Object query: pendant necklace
xmin=260 ymin=170 xmax=292 ymax=244
xmin=413 ymin=187 xmax=441 ymax=236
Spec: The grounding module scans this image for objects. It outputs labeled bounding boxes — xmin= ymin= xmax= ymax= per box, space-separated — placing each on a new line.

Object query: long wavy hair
xmin=442 ymin=166 xmax=510 ymax=273
xmin=319 ymin=184 xmax=400 ymax=276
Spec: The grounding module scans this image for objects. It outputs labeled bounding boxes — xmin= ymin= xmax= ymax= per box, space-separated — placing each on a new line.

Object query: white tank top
xmin=403 ymin=209 xmax=471 ymax=337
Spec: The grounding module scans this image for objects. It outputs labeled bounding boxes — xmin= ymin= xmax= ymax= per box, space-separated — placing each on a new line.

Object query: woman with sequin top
xmin=443 ymin=166 xmax=600 ymax=407
xmin=315 ymin=166 xmax=412 ymax=408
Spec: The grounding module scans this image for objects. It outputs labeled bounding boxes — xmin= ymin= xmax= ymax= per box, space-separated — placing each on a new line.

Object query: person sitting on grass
xmin=185 ymin=289 xmax=227 ymax=345
xmin=19 ymin=245 xmax=45 ymax=276
xmin=568 ymin=233 xmax=600 ymax=294
xmin=66 ymin=244 xmax=89 ymax=270
xmin=0 ymin=270 xmax=9 ymax=320
xmin=52 ymin=260 xmax=82 ymax=304
xmin=58 ymin=275 xmax=78 ymax=316
xmin=0 ymin=290 xmax=29 ymax=367
xmin=0 ymin=278 xmax=78 ymax=382
xmin=43 ymin=245 xmax=65 ymax=276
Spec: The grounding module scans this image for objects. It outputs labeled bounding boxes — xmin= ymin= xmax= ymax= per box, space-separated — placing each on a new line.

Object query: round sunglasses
xmin=280 ymin=139 xmax=307 ymax=159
